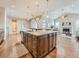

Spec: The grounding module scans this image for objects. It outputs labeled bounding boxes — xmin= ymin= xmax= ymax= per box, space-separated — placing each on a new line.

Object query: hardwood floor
xmin=57 ymin=35 xmax=79 ymax=58
xmin=20 ymin=53 xmax=33 ymax=58
xmin=21 ymin=48 xmax=57 ymax=58
xmin=0 ymin=34 xmax=79 ymax=58
xmin=45 ymin=49 xmax=57 ymax=58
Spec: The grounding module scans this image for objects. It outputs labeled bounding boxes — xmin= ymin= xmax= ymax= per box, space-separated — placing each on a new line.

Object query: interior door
xmin=11 ymin=18 xmax=17 ymax=34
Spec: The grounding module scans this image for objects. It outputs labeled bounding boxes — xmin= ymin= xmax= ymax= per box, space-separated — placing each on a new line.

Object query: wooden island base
xmin=21 ymin=31 xmax=57 ymax=58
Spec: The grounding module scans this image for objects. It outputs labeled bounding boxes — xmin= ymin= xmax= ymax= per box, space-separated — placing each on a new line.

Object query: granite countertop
xmin=76 ymin=35 xmax=79 ymax=37
xmin=60 ymin=34 xmax=77 ymax=39
xmin=26 ymin=30 xmax=57 ymax=36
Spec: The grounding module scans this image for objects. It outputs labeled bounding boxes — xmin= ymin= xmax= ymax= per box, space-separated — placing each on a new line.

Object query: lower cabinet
xmin=32 ymin=36 xmax=38 ymax=57
xmin=38 ymin=35 xmax=48 ymax=57
xmin=49 ymin=33 xmax=54 ymax=51
xmin=22 ymin=32 xmax=57 ymax=58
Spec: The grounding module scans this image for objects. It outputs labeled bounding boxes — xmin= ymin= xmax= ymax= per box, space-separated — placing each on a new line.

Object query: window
xmin=76 ymin=20 xmax=79 ymax=32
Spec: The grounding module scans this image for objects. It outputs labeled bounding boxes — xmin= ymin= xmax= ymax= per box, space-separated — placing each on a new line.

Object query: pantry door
xmin=11 ymin=18 xmax=17 ymax=34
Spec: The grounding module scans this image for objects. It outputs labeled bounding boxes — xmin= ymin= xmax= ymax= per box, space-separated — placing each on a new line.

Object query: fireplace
xmin=63 ymin=28 xmax=70 ymax=33
xmin=63 ymin=28 xmax=71 ymax=36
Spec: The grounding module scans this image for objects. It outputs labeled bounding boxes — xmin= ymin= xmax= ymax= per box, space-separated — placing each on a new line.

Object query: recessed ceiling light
xmin=36 ymin=1 xmax=39 ymax=5
xmin=71 ymin=4 xmax=75 ymax=7
xmin=11 ymin=5 xmax=15 ymax=8
xmin=61 ymin=16 xmax=64 ymax=19
xmin=35 ymin=1 xmax=39 ymax=7
xmin=46 ymin=15 xmax=49 ymax=18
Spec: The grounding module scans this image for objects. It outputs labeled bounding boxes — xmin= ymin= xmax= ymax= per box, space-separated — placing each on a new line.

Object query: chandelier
xmin=26 ymin=0 xmax=49 ymax=21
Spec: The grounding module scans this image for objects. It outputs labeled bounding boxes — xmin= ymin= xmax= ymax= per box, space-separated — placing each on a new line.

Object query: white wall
xmin=0 ymin=7 xmax=5 ymax=28
xmin=7 ymin=17 xmax=30 ymax=34
xmin=0 ymin=7 xmax=7 ymax=40
xmin=59 ymin=14 xmax=79 ymax=35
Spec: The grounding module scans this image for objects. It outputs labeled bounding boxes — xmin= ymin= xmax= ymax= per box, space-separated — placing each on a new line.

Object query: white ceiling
xmin=0 ymin=0 xmax=79 ymax=19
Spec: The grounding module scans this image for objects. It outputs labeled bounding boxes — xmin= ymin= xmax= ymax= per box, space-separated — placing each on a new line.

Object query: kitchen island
xmin=21 ymin=30 xmax=57 ymax=58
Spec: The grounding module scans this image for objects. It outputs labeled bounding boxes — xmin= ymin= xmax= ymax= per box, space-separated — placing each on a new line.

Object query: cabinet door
xmin=38 ymin=36 xmax=44 ymax=57
xmin=44 ymin=35 xmax=49 ymax=55
xmin=49 ymin=33 xmax=54 ymax=51
xmin=53 ymin=33 xmax=57 ymax=48
xmin=32 ymin=36 xmax=37 ymax=57
xmin=25 ymin=33 xmax=28 ymax=48
xmin=22 ymin=32 xmax=26 ymax=45
xmin=27 ymin=34 xmax=33 ymax=52
xmin=38 ymin=35 xmax=48 ymax=57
